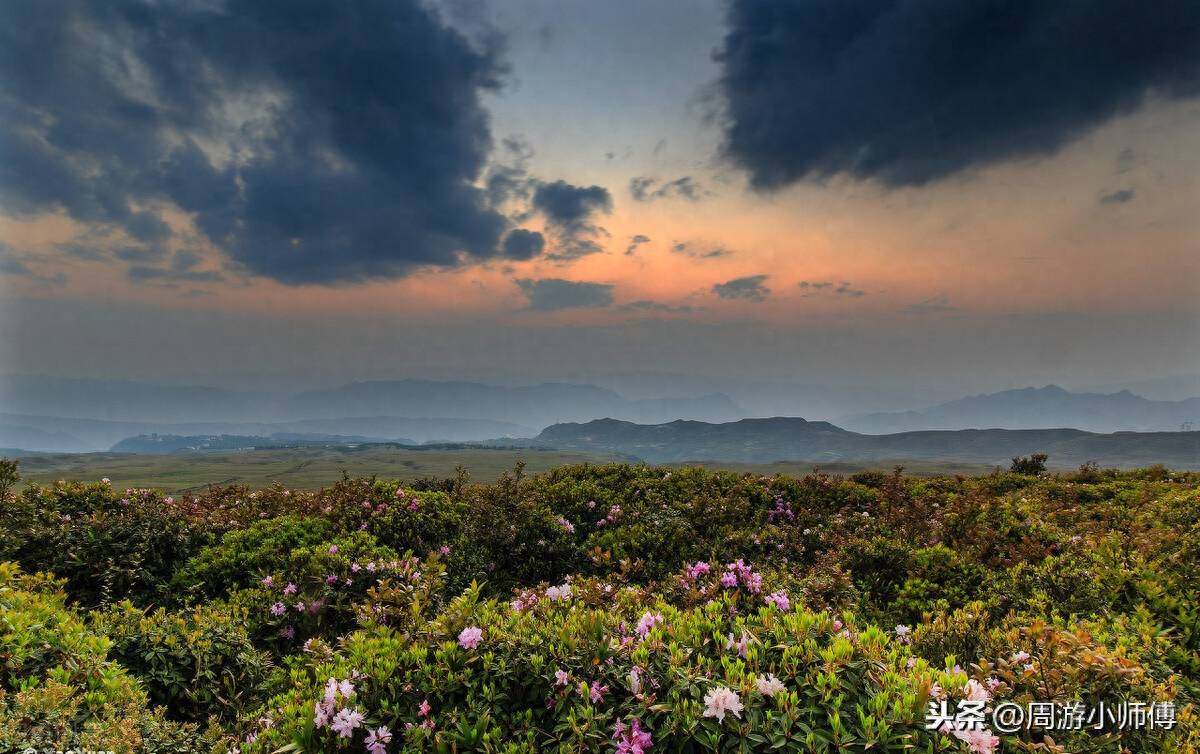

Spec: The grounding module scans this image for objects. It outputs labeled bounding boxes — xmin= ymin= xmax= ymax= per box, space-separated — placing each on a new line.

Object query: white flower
xmin=702 ymin=686 xmax=744 ymax=722
xmin=894 ymin=624 xmax=911 ymax=638
xmin=755 ymin=674 xmax=786 ymax=697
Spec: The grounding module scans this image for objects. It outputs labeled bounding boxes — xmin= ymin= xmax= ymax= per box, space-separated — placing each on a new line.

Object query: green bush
xmin=0 ymin=561 xmax=204 ymax=753
xmin=0 ymin=481 xmax=206 ymax=607
xmin=93 ymin=600 xmax=273 ymax=724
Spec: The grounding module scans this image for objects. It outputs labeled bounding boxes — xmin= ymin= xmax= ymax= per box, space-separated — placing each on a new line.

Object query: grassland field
xmin=8 ymin=444 xmax=1000 ymax=491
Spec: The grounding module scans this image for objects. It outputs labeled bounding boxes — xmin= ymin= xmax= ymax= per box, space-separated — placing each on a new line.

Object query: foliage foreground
xmin=1 ymin=457 xmax=1198 ymax=753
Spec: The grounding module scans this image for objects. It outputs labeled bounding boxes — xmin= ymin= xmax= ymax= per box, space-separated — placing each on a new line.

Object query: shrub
xmin=0 ymin=481 xmax=206 ymax=607
xmin=170 ymin=515 xmax=335 ymax=603
xmin=92 ymin=600 xmax=274 ymax=724
xmin=1010 ymin=453 xmax=1049 ymax=475
xmin=0 ymin=561 xmax=204 ymax=753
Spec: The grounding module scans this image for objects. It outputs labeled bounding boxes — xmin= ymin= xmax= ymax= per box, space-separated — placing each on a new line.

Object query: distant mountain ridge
xmin=840 ymin=385 xmax=1200 ymax=434
xmin=0 ymin=374 xmax=744 ymax=440
xmin=0 ymin=413 xmax=532 ymax=453
xmin=283 ymin=379 xmax=743 ymax=426
xmin=535 ymin=417 xmax=1200 ymax=469
xmin=109 ymin=433 xmax=410 ymax=454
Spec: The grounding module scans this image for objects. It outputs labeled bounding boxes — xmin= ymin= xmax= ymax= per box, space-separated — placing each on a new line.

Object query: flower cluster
xmin=612 ymin=717 xmax=653 ymax=754
xmin=767 ymin=495 xmax=795 ymax=524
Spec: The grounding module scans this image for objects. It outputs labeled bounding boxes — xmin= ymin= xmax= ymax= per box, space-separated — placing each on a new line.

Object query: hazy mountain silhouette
xmin=283 ymin=380 xmax=744 ymax=426
xmin=840 ymin=385 xmax=1200 ymax=434
xmin=535 ymin=417 xmax=1200 ymax=469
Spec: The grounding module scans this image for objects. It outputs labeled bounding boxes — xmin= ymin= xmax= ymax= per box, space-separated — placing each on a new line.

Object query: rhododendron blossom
xmin=756 ymin=674 xmax=786 ymax=696
xmin=458 ymin=626 xmax=483 ymax=649
xmin=702 ymin=686 xmax=743 ymax=722
xmin=764 ymin=591 xmax=790 ymax=610
xmin=364 ymin=725 xmax=391 ymax=754
xmin=635 ymin=611 xmax=662 ymax=639
xmin=331 ymin=707 xmax=364 ymax=738
xmin=612 ymin=717 xmax=653 ymax=753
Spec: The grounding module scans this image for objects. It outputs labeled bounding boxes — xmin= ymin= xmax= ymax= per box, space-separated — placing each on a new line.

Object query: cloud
xmin=531 ymin=180 xmax=613 ymax=260
xmin=625 ymin=234 xmax=652 ymax=256
xmin=902 ymin=294 xmax=957 ymax=315
xmin=629 ymin=175 xmax=707 ymax=202
xmin=713 ymin=274 xmax=770 ymax=301
xmin=799 ymin=280 xmax=865 ymax=297
xmin=127 ymin=250 xmax=223 ymax=285
xmin=502 ymin=229 xmax=546 ymax=260
xmin=673 ymin=242 xmax=730 ymax=260
xmin=515 ymin=278 xmax=615 ymax=311
xmin=620 ymin=300 xmax=694 ymax=313
xmin=0 ymin=0 xmax=535 ymax=284
xmin=716 ymin=0 xmax=1200 ymax=189
xmin=0 ymin=243 xmax=67 ymax=285
xmin=532 ymin=181 xmax=613 ymax=234
xmin=1100 ymin=188 xmax=1136 ymax=205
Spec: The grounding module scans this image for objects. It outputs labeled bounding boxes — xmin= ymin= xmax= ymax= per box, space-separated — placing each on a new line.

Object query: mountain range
xmin=534 ymin=417 xmax=1200 ymax=469
xmin=840 ymin=385 xmax=1200 ymax=434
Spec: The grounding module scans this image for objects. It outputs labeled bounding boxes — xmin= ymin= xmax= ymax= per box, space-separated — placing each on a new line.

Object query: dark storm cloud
xmin=0 ymin=0 xmax=535 ymax=284
xmin=717 ymin=0 xmax=1200 ymax=189
xmin=515 ymin=278 xmax=615 ymax=311
xmin=532 ymin=181 xmax=613 ymax=234
xmin=502 ymin=229 xmax=546 ymax=260
xmin=625 ymin=234 xmax=652 ymax=256
xmin=629 ymin=175 xmax=706 ymax=202
xmin=713 ymin=274 xmax=770 ymax=302
xmin=531 ymin=180 xmax=614 ymax=260
xmin=1100 ymin=188 xmax=1137 ymax=205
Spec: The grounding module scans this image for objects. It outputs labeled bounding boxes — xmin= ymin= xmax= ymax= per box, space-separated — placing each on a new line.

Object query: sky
xmin=1 ymin=0 xmax=1198 ymax=411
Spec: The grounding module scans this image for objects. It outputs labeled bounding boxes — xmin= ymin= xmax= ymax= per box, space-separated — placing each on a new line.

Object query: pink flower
xmin=329 ymin=545 xmax=339 ymax=554
xmin=589 ymin=680 xmax=608 ymax=703
xmin=555 ymin=669 xmax=570 ymax=686
xmin=725 ymin=631 xmax=751 ymax=658
xmin=331 ymin=707 xmax=364 ymax=738
xmin=1012 ymin=650 xmax=1030 ymax=663
xmin=438 ymin=545 xmax=451 ymax=556
xmin=755 ymin=674 xmax=786 ymax=697
xmin=720 ymin=571 xmax=738 ymax=588
xmin=458 ymin=626 xmax=483 ymax=649
xmin=270 ymin=602 xmax=286 ymax=616
xmin=418 ymin=699 xmax=431 ymax=717
xmin=261 ymin=575 xmax=274 ymax=587
xmin=613 ymin=717 xmax=653 ymax=754
xmin=685 ymin=561 xmax=711 ymax=580
xmin=326 ymin=574 xmax=338 ymax=585
xmin=635 ymin=611 xmax=663 ymax=639
xmin=702 ymin=686 xmax=744 ymax=722
xmin=764 ymin=591 xmax=790 ymax=611
xmin=364 ymin=725 xmax=392 ymax=754
xmin=943 ymin=722 xmax=1000 ymax=754
xmin=283 ymin=582 xmax=297 ymax=595
xmin=963 ymin=678 xmax=991 ymax=703
xmin=313 ymin=699 xmax=331 ymax=728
